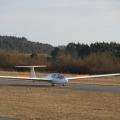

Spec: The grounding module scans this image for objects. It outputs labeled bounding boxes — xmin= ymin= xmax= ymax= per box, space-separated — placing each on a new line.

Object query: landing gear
xmin=62 ymin=83 xmax=68 ymax=86
xmin=51 ymin=83 xmax=55 ymax=87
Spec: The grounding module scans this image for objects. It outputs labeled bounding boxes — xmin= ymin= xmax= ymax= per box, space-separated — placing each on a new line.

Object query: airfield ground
xmin=0 ymin=86 xmax=120 ymax=120
xmin=0 ymin=71 xmax=119 ymax=120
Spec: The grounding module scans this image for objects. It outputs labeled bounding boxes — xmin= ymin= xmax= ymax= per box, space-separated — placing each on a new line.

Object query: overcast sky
xmin=0 ymin=0 xmax=120 ymax=46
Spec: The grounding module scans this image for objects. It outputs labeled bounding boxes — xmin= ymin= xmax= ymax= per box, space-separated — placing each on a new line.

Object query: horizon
xmin=0 ymin=34 xmax=120 ymax=47
xmin=0 ymin=0 xmax=120 ymax=46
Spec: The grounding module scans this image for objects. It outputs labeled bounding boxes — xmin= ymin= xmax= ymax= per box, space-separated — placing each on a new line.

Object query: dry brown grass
xmin=0 ymin=71 xmax=120 ymax=120
xmin=0 ymin=86 xmax=120 ymax=120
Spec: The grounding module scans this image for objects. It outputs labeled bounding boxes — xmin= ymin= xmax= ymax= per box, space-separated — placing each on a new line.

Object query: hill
xmin=0 ymin=35 xmax=54 ymax=55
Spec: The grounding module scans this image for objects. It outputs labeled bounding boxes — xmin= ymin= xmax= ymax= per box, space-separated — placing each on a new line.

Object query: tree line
xmin=0 ymin=35 xmax=53 ymax=55
xmin=51 ymin=42 xmax=120 ymax=58
xmin=50 ymin=42 xmax=120 ymax=74
xmin=0 ymin=35 xmax=120 ymax=74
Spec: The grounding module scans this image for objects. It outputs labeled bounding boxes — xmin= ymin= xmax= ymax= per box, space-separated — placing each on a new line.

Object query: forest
xmin=0 ymin=35 xmax=120 ymax=74
xmin=0 ymin=35 xmax=53 ymax=54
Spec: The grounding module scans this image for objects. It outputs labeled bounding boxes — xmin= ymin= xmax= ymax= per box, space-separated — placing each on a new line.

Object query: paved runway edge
xmin=0 ymin=78 xmax=120 ymax=93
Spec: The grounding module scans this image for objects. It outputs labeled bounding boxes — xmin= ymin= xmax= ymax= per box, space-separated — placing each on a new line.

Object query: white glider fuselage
xmin=43 ymin=73 xmax=68 ymax=85
xmin=16 ymin=66 xmax=68 ymax=85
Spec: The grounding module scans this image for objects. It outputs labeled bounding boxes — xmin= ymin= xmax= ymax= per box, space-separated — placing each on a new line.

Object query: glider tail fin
xmin=16 ymin=65 xmax=47 ymax=78
xmin=30 ymin=67 xmax=36 ymax=78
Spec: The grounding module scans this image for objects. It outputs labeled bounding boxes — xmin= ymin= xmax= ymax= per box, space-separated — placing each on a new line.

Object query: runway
xmin=65 ymin=84 xmax=120 ymax=93
xmin=0 ymin=78 xmax=120 ymax=93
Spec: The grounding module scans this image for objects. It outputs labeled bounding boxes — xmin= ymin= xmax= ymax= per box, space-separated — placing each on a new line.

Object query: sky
xmin=0 ymin=0 xmax=120 ymax=46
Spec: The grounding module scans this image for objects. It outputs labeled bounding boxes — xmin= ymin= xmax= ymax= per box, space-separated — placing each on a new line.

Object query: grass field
xmin=0 ymin=86 xmax=120 ymax=120
xmin=0 ymin=71 xmax=120 ymax=120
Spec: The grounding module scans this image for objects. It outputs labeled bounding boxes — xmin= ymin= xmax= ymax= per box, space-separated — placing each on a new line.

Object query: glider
xmin=0 ymin=66 xmax=119 ymax=86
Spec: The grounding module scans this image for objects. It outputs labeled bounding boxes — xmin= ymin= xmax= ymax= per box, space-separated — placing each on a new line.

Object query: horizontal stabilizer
xmin=16 ymin=65 xmax=47 ymax=68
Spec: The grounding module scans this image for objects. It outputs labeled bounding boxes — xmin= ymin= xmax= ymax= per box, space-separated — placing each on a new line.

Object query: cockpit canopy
xmin=46 ymin=73 xmax=65 ymax=80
